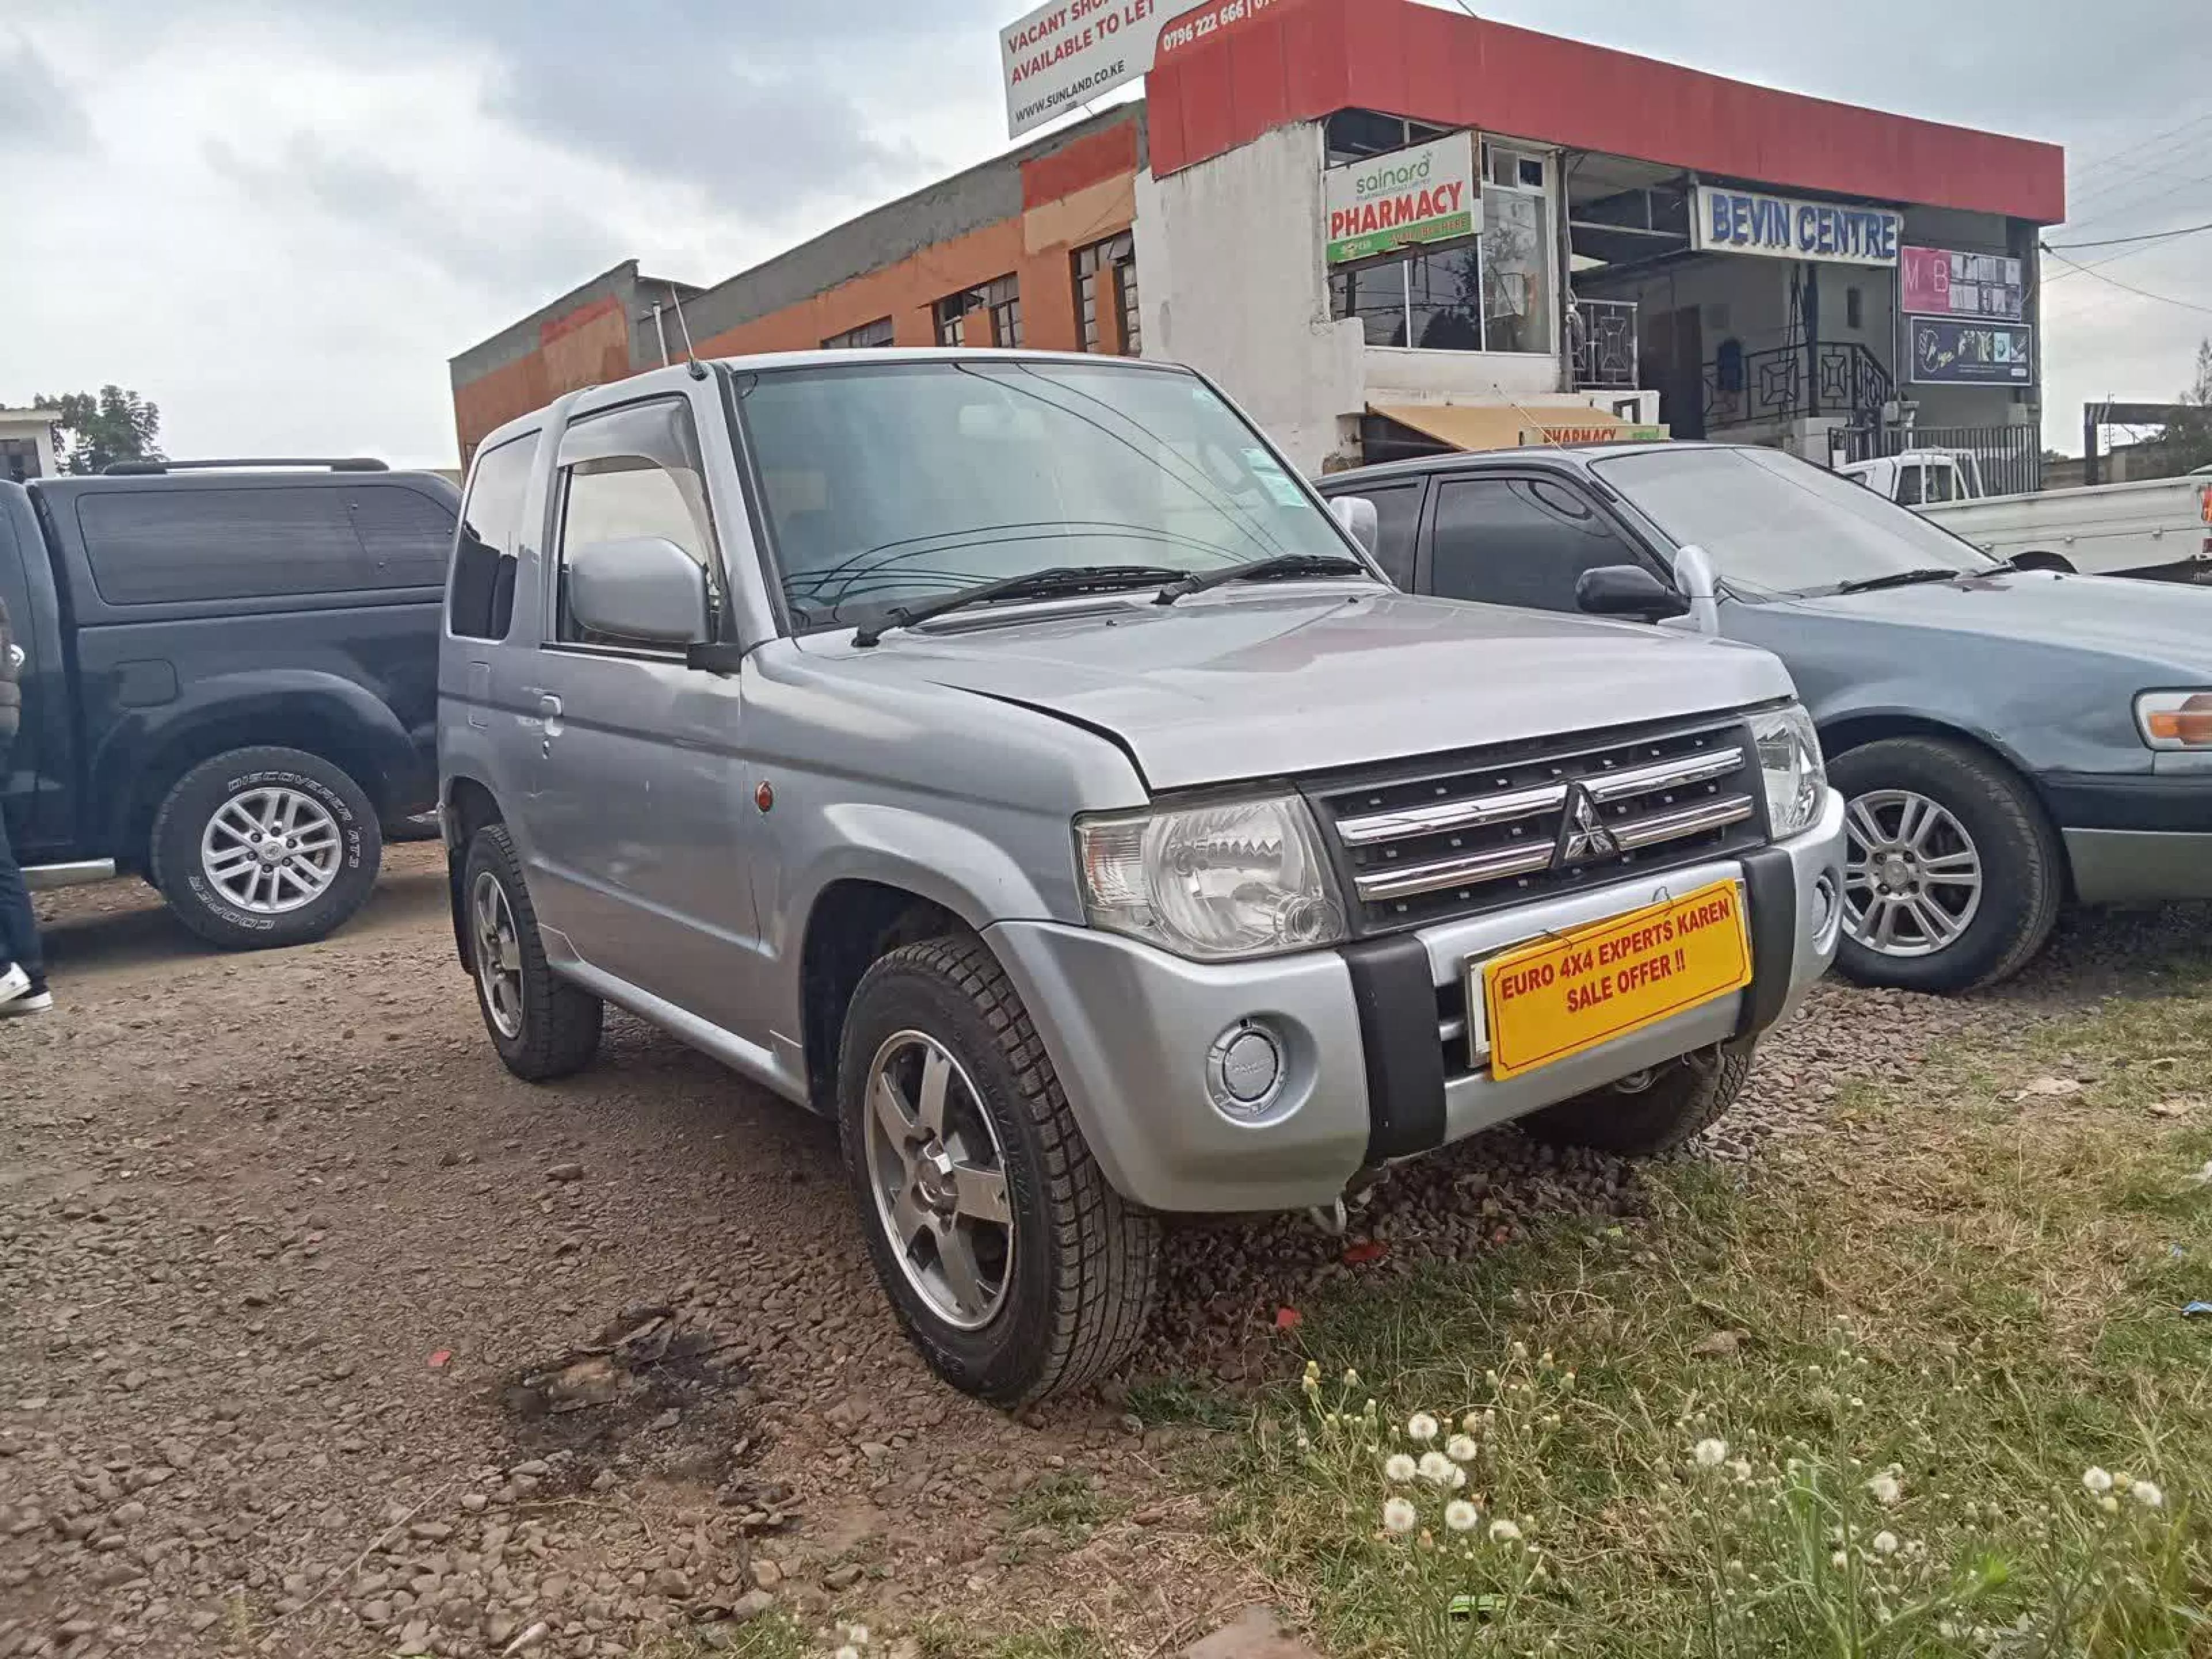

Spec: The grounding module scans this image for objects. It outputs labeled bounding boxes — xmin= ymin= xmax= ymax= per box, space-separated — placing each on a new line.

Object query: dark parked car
xmin=0 ymin=458 xmax=456 ymax=948
xmin=1319 ymin=441 xmax=2212 ymax=994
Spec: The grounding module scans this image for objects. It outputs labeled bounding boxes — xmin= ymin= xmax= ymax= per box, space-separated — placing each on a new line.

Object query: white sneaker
xmin=0 ymin=987 xmax=51 ymax=1016
xmin=0 ymin=964 xmax=27 ymax=1007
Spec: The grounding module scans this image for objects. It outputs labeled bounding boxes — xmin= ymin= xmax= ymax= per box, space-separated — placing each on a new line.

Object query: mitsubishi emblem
xmin=1554 ymin=783 xmax=1621 ymax=869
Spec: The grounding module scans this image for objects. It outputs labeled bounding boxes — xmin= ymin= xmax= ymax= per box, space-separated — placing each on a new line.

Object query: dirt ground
xmin=2 ymin=847 xmax=2204 ymax=1659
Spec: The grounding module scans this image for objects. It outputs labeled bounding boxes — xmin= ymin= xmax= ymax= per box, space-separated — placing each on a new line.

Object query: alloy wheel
xmin=1842 ymin=789 xmax=1984 ymax=958
xmin=471 ymin=872 xmax=526 ymax=1039
xmin=200 ymin=786 xmax=343 ymax=914
xmin=862 ymin=1029 xmax=1014 ymax=1330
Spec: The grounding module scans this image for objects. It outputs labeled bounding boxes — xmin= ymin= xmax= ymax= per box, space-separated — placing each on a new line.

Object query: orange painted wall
xmin=453 ymin=119 xmax=1144 ymax=462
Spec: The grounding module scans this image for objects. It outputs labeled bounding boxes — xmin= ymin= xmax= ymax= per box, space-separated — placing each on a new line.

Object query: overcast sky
xmin=6 ymin=1 xmax=2207 ymax=467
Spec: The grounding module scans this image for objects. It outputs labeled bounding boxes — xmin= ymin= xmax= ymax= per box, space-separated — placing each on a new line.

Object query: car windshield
xmin=1590 ymin=445 xmax=2003 ymax=596
xmin=733 ymin=357 xmax=1359 ymax=631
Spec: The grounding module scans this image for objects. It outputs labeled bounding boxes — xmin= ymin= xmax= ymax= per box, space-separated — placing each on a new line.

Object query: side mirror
xmin=565 ymin=536 xmax=710 ymax=647
xmin=1671 ymin=544 xmax=1721 ymax=637
xmin=1329 ymin=494 xmax=1380 ymax=557
xmin=1575 ymin=564 xmax=1687 ymax=623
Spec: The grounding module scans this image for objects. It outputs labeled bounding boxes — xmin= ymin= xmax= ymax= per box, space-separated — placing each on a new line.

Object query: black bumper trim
xmin=2037 ymin=772 xmax=2212 ymax=835
xmin=1735 ymin=846 xmax=1798 ymax=1040
xmin=1343 ymin=934 xmax=1448 ymax=1163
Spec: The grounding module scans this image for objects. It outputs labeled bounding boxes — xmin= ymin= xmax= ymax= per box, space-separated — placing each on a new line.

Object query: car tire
xmin=1520 ymin=1036 xmax=1755 ymax=1155
xmin=837 ymin=934 xmax=1158 ymax=1405
xmin=150 ymin=745 xmax=382 ymax=950
xmin=1828 ymin=736 xmax=2061 ymax=994
xmin=461 ymin=823 xmax=603 ymax=1082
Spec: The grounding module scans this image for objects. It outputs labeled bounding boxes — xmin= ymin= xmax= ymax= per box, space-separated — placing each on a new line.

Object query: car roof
xmin=32 ymin=467 xmax=458 ymax=502
xmin=1320 ymin=440 xmax=1727 ymax=487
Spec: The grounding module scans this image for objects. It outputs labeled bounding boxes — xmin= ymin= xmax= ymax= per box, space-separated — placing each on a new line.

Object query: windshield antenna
xmin=669 ymin=282 xmax=707 ymax=381
xmin=1490 ymin=382 xmax=1569 ymax=450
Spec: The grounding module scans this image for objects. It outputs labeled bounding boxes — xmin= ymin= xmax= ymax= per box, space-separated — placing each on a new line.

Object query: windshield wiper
xmin=1154 ymin=552 xmax=1368 ymax=604
xmin=1830 ymin=567 xmax=1971 ymax=596
xmin=850 ymin=565 xmax=1184 ymax=647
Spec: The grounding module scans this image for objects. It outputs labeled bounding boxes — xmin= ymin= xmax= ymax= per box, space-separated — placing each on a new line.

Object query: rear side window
xmin=75 ymin=484 xmax=454 ymax=605
xmin=449 ymin=437 xmax=536 ymax=641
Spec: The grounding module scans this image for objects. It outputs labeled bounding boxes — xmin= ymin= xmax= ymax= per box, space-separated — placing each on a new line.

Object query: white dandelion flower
xmin=1872 ymin=1531 xmax=1899 ymax=1555
xmin=2133 ymin=1481 xmax=2165 ymax=1510
xmin=1489 ymin=1517 xmax=1522 ymax=1543
xmin=1868 ymin=1472 xmax=1902 ymax=1506
xmin=1418 ymin=1450 xmax=1457 ymax=1486
xmin=1384 ymin=1453 xmax=1418 ymax=1483
xmin=1446 ymin=1434 xmax=1479 ymax=1464
xmin=1444 ymin=1499 xmax=1479 ymax=1533
xmin=1408 ymin=1412 xmax=1440 ymax=1442
xmin=2083 ymin=1467 xmax=2114 ymax=1494
xmin=1448 ymin=1463 xmax=1467 ymax=1490
xmin=1694 ymin=1438 xmax=1729 ymax=1468
xmin=1383 ymin=1497 xmax=1419 ymax=1534
xmin=1830 ymin=1551 xmax=1849 ymax=1570
xmin=1728 ymin=1457 xmax=1752 ymax=1483
xmin=836 ymin=1649 xmax=861 ymax=1659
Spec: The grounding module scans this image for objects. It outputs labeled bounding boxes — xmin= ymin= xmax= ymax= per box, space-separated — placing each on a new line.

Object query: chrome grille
xmin=1306 ymin=717 xmax=1767 ymax=934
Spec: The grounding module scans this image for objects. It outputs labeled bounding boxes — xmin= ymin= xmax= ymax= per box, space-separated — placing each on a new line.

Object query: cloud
xmin=1 ymin=32 xmax=94 ymax=153
xmin=203 ymin=130 xmax=622 ymax=297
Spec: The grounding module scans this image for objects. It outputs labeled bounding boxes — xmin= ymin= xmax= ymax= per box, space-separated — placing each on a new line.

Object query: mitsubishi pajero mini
xmin=437 ymin=351 xmax=1844 ymax=1402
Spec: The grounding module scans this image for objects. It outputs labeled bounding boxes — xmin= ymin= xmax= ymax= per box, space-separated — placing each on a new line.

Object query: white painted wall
xmin=1136 ymin=121 xmax=1587 ymax=473
xmin=0 ymin=411 xmax=60 ymax=478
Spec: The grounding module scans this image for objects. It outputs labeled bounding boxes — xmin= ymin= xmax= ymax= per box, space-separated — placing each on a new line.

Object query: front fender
xmin=93 ymin=669 xmax=423 ymax=851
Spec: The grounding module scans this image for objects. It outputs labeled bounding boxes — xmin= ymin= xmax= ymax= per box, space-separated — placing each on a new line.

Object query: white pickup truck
xmin=1839 ymin=449 xmax=2212 ymax=581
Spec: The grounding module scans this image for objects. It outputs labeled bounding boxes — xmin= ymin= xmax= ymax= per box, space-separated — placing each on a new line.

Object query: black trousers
xmin=0 ymin=741 xmax=44 ymax=983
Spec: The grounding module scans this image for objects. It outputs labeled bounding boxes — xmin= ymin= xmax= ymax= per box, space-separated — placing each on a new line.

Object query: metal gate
xmin=1836 ymin=423 xmax=2043 ymax=498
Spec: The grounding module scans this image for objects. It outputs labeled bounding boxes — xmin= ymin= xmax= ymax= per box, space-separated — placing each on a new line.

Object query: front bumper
xmin=986 ymin=787 xmax=1847 ymax=1214
xmin=2044 ymin=765 xmax=2212 ymax=904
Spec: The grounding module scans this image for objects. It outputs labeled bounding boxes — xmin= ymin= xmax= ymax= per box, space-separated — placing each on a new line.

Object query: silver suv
xmin=438 ymin=351 xmax=1845 ymax=1403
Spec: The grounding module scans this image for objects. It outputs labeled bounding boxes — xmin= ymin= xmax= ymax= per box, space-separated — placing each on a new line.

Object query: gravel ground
xmin=1 ymin=849 xmax=2204 ymax=1659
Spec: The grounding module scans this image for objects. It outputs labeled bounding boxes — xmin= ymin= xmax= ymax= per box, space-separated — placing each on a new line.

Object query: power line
xmin=2040 ymin=245 xmax=2212 ymax=316
xmin=2045 ymin=218 xmax=2212 ymax=250
xmin=2063 ymin=107 xmax=2212 ymax=181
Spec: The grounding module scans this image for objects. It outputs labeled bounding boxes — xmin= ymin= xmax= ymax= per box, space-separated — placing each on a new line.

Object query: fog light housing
xmin=1812 ymin=873 xmax=1841 ymax=951
xmin=1206 ymin=1021 xmax=1285 ymax=1120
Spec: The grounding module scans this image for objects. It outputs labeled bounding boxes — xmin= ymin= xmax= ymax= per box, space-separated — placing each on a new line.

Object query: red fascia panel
xmin=1021 ymin=117 xmax=1141 ymax=209
xmin=539 ymin=293 xmax=622 ymax=347
xmin=1146 ymin=0 xmax=2065 ymax=224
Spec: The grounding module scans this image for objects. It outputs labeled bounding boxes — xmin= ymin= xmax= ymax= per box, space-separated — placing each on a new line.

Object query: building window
xmin=1846 ymin=286 xmax=1865 ymax=331
xmin=821 ymin=317 xmax=894 ymax=349
xmin=1328 ymin=138 xmax=1554 ymax=358
xmin=934 ymin=276 xmax=1021 ymax=347
xmin=1073 ymin=233 xmax=1139 ymax=355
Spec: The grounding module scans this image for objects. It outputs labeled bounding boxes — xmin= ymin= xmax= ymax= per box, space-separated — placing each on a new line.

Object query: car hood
xmin=1766 ymin=568 xmax=2212 ymax=669
xmin=802 ymin=588 xmax=1794 ymax=790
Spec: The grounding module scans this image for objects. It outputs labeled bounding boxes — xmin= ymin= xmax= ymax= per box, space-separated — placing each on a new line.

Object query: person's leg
xmin=0 ymin=778 xmax=48 ymax=1005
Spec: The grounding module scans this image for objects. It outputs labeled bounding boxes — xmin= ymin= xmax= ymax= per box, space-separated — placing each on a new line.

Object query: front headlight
xmin=1075 ymin=794 xmax=1348 ymax=961
xmin=1749 ymin=704 xmax=1826 ymax=838
xmin=2136 ymin=691 xmax=2212 ymax=750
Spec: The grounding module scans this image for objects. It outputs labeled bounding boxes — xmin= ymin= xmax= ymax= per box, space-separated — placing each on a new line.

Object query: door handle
xmin=538 ymin=694 xmax=563 ymax=718
xmin=537 ymin=693 xmax=565 ymax=747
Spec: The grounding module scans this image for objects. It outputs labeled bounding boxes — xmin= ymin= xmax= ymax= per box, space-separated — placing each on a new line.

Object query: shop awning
xmin=1370 ymin=403 xmax=1634 ymax=453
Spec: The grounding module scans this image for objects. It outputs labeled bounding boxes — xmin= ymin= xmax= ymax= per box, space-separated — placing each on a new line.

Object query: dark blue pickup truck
xmin=0 ymin=459 xmax=457 ymax=949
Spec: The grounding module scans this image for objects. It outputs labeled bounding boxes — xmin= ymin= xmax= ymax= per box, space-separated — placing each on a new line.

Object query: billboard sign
xmin=1000 ymin=0 xmax=1167 ymax=138
xmin=1324 ymin=132 xmax=1479 ymax=266
xmin=1156 ymin=0 xmax=1286 ymax=60
xmin=1690 ymin=185 xmax=1901 ymax=266
xmin=1908 ymin=316 xmax=2035 ymax=385
xmin=1901 ymin=245 xmax=2025 ymax=320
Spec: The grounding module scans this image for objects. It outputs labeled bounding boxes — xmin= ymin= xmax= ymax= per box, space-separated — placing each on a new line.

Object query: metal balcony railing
xmin=1569 ymin=298 xmax=1639 ymax=391
xmin=1702 ymin=341 xmax=1893 ymax=427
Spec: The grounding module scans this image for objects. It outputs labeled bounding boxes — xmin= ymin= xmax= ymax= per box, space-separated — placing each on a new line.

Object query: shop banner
xmin=1521 ymin=424 xmax=1669 ymax=446
xmin=1901 ymin=245 xmax=2025 ymax=320
xmin=1691 ymin=185 xmax=1901 ymax=266
xmin=1000 ymin=0 xmax=1167 ymax=138
xmin=1324 ymin=132 xmax=1480 ymax=266
xmin=1909 ymin=316 xmax=2035 ymax=385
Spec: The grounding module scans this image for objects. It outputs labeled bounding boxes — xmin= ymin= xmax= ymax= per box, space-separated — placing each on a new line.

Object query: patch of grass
xmin=1009 ymin=1469 xmax=1108 ymax=1539
xmin=916 ymin=1618 xmax=1113 ymax=1659
xmin=634 ymin=1615 xmax=812 ymax=1659
xmin=1204 ymin=978 xmax=2212 ymax=1656
xmin=1124 ymin=1374 xmax=1247 ymax=1431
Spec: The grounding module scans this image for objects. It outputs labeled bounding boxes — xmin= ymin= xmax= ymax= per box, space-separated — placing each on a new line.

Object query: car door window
xmin=1923 ymin=464 xmax=1957 ymax=504
xmin=449 ymin=435 xmax=534 ymax=642
xmin=1360 ymin=483 xmax=1422 ymax=586
xmin=1429 ymin=475 xmax=1645 ymax=612
xmin=551 ymin=399 xmax=723 ymax=652
xmin=1895 ymin=464 xmax=1926 ymax=506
